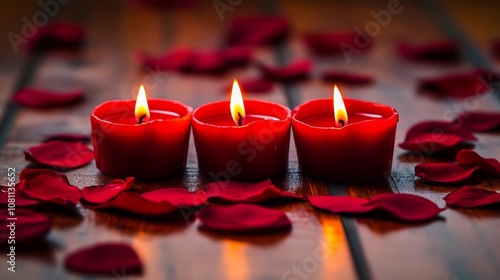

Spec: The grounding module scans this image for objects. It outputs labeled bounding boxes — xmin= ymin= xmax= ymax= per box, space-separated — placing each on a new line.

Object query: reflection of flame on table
xmin=223 ymin=240 xmax=249 ymax=280
xmin=318 ymin=215 xmax=345 ymax=276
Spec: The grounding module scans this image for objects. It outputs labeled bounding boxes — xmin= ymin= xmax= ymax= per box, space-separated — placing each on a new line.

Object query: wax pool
xmin=91 ymin=99 xmax=192 ymax=178
xmin=192 ymin=100 xmax=291 ymax=181
xmin=292 ymin=98 xmax=398 ymax=181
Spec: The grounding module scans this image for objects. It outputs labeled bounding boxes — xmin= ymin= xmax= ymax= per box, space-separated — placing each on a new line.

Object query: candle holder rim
xmin=91 ymin=98 xmax=193 ymax=127
xmin=291 ymin=98 xmax=398 ymax=130
xmin=192 ymin=99 xmax=291 ymax=129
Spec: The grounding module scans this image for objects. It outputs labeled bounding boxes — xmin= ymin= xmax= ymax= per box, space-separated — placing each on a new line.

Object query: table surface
xmin=1 ymin=0 xmax=500 ymax=279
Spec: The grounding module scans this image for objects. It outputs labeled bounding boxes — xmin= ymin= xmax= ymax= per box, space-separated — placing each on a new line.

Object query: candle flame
xmin=135 ymin=85 xmax=150 ymax=124
xmin=230 ymin=79 xmax=246 ymax=126
xmin=333 ymin=85 xmax=347 ymax=127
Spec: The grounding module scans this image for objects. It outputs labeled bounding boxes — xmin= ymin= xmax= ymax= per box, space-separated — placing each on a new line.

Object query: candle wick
xmin=339 ymin=120 xmax=345 ymax=127
xmin=138 ymin=114 xmax=146 ymax=124
xmin=238 ymin=112 xmax=243 ymax=126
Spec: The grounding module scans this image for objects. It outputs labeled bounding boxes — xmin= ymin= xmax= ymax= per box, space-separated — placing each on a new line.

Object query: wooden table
xmin=1 ymin=0 xmax=500 ymax=279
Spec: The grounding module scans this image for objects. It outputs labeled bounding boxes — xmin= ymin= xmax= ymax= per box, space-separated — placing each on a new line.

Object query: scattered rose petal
xmin=399 ymin=121 xmax=476 ymax=152
xmin=224 ymin=77 xmax=274 ymax=93
xmin=258 ymin=60 xmax=313 ymax=82
xmin=303 ymin=32 xmax=372 ymax=56
xmin=309 ymin=194 xmax=444 ymax=222
xmin=25 ymin=22 xmax=84 ymax=52
xmin=418 ymin=69 xmax=500 ymax=99
xmin=396 ymin=41 xmax=460 ymax=63
xmin=196 ymin=204 xmax=291 ymax=233
xmin=18 ymin=169 xmax=81 ymax=207
xmin=13 ymin=88 xmax=84 ymax=108
xmin=65 ymin=243 xmax=142 ymax=275
xmin=456 ymin=150 xmax=500 ymax=175
xmin=81 ymin=177 xmax=134 ymax=204
xmin=414 ymin=163 xmax=479 ymax=184
xmin=24 ymin=140 xmax=94 ymax=169
xmin=224 ymin=16 xmax=289 ymax=47
xmin=221 ymin=47 xmax=253 ymax=67
xmin=205 ymin=180 xmax=304 ymax=203
xmin=455 ymin=111 xmax=500 ymax=132
xmin=191 ymin=51 xmax=227 ymax=74
xmin=42 ymin=133 xmax=90 ymax=142
xmin=0 ymin=185 xmax=42 ymax=207
xmin=0 ymin=208 xmax=51 ymax=243
xmin=444 ymin=186 xmax=500 ymax=208
xmin=136 ymin=48 xmax=196 ymax=72
xmin=140 ymin=188 xmax=207 ymax=208
xmin=321 ymin=71 xmax=374 ymax=86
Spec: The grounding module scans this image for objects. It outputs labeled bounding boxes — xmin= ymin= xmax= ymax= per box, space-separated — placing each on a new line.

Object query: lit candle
xmin=90 ymin=85 xmax=192 ymax=178
xmin=291 ymin=86 xmax=398 ymax=181
xmin=192 ymin=79 xmax=291 ymax=181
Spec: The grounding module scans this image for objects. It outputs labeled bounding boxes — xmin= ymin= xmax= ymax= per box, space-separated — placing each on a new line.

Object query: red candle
xmin=192 ymin=79 xmax=291 ymax=181
xmin=91 ymin=85 xmax=192 ymax=178
xmin=292 ymin=86 xmax=398 ymax=181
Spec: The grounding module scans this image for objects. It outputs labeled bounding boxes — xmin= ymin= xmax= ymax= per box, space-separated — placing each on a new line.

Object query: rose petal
xmin=221 ymin=47 xmax=253 ymax=67
xmin=191 ymin=51 xmax=227 ymax=74
xmin=205 ymin=179 xmax=304 ymax=203
xmin=396 ymin=41 xmax=460 ymax=63
xmin=455 ymin=111 xmax=500 ymax=132
xmin=418 ymin=69 xmax=500 ymax=99
xmin=13 ymin=88 xmax=84 ymax=108
xmin=399 ymin=121 xmax=476 ymax=152
xmin=196 ymin=204 xmax=291 ymax=233
xmin=224 ymin=78 xmax=274 ymax=93
xmin=0 ymin=185 xmax=42 ymax=207
xmin=89 ymin=192 xmax=177 ymax=216
xmin=24 ymin=140 xmax=94 ymax=169
xmin=224 ymin=16 xmax=289 ymax=47
xmin=0 ymin=208 xmax=51 ymax=243
xmin=136 ymin=48 xmax=196 ymax=72
xmin=81 ymin=177 xmax=134 ymax=204
xmin=309 ymin=194 xmax=444 ymax=222
xmin=42 ymin=133 xmax=90 ymax=142
xmin=321 ymin=71 xmax=374 ymax=86
xmin=18 ymin=169 xmax=81 ymax=207
xmin=414 ymin=163 xmax=479 ymax=184
xmin=25 ymin=22 xmax=84 ymax=52
xmin=65 ymin=243 xmax=142 ymax=275
xmin=444 ymin=186 xmax=500 ymax=208
xmin=258 ymin=60 xmax=313 ymax=82
xmin=456 ymin=150 xmax=500 ymax=175
xmin=140 ymin=188 xmax=207 ymax=208
xmin=303 ymin=32 xmax=373 ymax=56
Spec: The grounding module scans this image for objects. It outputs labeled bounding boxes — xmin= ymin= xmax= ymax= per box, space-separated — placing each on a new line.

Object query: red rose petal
xmin=24 ymin=140 xmax=94 ymax=169
xmin=0 ymin=185 xmax=42 ymax=207
xmin=81 ymin=177 xmax=134 ymax=204
xmin=223 ymin=77 xmax=274 ymax=94
xmin=196 ymin=204 xmax=291 ymax=233
xmin=0 ymin=208 xmax=51 ymax=244
xmin=224 ymin=16 xmax=289 ymax=47
xmin=399 ymin=121 xmax=476 ymax=152
xmin=309 ymin=194 xmax=444 ymax=222
xmin=456 ymin=150 xmax=500 ymax=175
xmin=13 ymin=88 xmax=84 ymax=108
xmin=258 ymin=60 xmax=313 ymax=82
xmin=205 ymin=180 xmax=304 ymax=203
xmin=65 ymin=243 xmax=142 ymax=275
xmin=18 ymin=169 xmax=81 ymax=207
xmin=418 ymin=69 xmax=500 ymax=99
xmin=25 ymin=22 xmax=84 ymax=52
xmin=42 ymin=133 xmax=90 ymax=142
xmin=455 ymin=111 xmax=500 ymax=132
xmin=140 ymin=188 xmax=207 ymax=208
xmin=90 ymin=192 xmax=177 ymax=216
xmin=221 ymin=47 xmax=253 ymax=67
xmin=303 ymin=32 xmax=373 ymax=56
xmin=137 ymin=48 xmax=196 ymax=72
xmin=321 ymin=71 xmax=374 ymax=86
xmin=444 ymin=186 xmax=500 ymax=208
xmin=414 ymin=163 xmax=480 ymax=184
xmin=396 ymin=41 xmax=460 ymax=63
xmin=191 ymin=51 xmax=227 ymax=74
